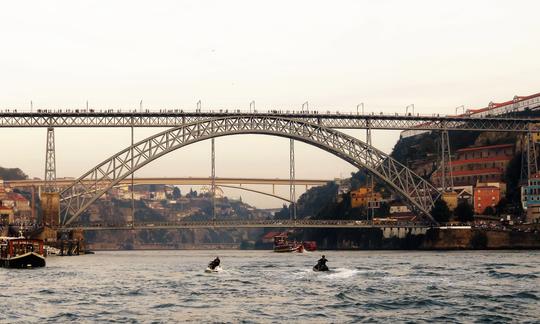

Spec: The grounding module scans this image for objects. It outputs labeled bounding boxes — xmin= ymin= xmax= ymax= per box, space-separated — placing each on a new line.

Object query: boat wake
xmin=325 ymin=268 xmax=360 ymax=279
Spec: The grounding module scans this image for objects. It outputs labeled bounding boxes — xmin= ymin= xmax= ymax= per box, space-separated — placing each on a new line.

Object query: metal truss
xmin=439 ymin=130 xmax=454 ymax=191
xmin=43 ymin=127 xmax=57 ymax=193
xmin=0 ymin=111 xmax=535 ymax=131
xmin=59 ymin=116 xmax=442 ymax=226
xmin=60 ymin=219 xmax=431 ymax=231
xmin=290 ymin=139 xmax=296 ymax=219
xmin=6 ymin=177 xmax=330 ymax=187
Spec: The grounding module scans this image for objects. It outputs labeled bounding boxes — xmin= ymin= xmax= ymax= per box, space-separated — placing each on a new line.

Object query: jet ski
xmin=313 ymin=263 xmax=329 ymax=272
xmin=205 ymin=266 xmax=222 ymax=273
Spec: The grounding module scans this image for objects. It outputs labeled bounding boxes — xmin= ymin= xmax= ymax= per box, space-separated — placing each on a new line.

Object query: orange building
xmin=474 ymin=186 xmax=501 ymax=214
xmin=351 ymin=187 xmax=383 ymax=208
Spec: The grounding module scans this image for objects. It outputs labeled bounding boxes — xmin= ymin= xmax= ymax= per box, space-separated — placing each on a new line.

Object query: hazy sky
xmin=0 ymin=1 xmax=539 ymax=208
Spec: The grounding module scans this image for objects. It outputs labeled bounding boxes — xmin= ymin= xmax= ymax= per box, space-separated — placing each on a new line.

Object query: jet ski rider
xmin=209 ymin=256 xmax=220 ymax=270
xmin=317 ymin=255 xmax=328 ymax=268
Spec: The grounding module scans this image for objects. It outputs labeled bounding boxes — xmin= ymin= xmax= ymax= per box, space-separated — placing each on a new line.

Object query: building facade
xmin=432 ymin=143 xmax=514 ymax=187
xmin=474 ymin=186 xmax=501 ymax=214
xmin=350 ymin=187 xmax=383 ymax=208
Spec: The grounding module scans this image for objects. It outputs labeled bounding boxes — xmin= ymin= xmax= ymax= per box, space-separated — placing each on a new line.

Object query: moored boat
xmin=273 ymin=235 xmax=302 ymax=252
xmin=302 ymin=241 xmax=317 ymax=251
xmin=0 ymin=237 xmax=46 ymax=268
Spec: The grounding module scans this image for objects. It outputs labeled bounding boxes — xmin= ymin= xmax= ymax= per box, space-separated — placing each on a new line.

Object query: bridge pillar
xmin=290 ymin=139 xmax=296 ymax=219
xmin=41 ymin=192 xmax=60 ymax=227
xmin=366 ymin=122 xmax=375 ymax=220
xmin=439 ymin=129 xmax=454 ymax=192
xmin=44 ymin=127 xmax=57 ymax=193
xmin=211 ymin=138 xmax=216 ymax=220
xmin=521 ymin=126 xmax=538 ymax=184
xmin=42 ymin=127 xmax=60 ymax=226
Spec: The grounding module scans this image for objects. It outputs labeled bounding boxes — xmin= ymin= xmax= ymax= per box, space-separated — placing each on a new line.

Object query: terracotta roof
xmin=434 ymin=168 xmax=503 ymax=177
xmin=456 ymin=144 xmax=513 ymax=153
xmin=7 ymin=192 xmax=28 ymax=201
xmin=476 ymin=186 xmax=500 ymax=190
xmin=451 ymin=156 xmax=512 ymax=166
xmin=467 ymin=92 xmax=540 ymax=113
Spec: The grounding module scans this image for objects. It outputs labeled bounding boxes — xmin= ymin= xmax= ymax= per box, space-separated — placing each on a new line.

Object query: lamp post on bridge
xmin=405 ymin=104 xmax=415 ymax=115
xmin=302 ymin=101 xmax=308 ymax=113
xmin=250 ymin=101 xmax=255 ymax=113
xmin=357 ymin=103 xmax=364 ymax=115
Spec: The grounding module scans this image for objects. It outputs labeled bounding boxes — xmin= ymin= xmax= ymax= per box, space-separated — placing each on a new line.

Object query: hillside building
xmin=432 ymin=143 xmax=514 ymax=187
xmin=350 ymin=187 xmax=383 ymax=208
xmin=474 ymin=185 xmax=501 ymax=214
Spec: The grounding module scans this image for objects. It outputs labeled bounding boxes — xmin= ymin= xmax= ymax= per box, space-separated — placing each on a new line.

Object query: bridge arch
xmin=60 ymin=116 xmax=441 ymax=225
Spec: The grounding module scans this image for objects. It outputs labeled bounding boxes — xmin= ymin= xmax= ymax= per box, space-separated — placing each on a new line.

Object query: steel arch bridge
xmin=59 ymin=116 xmax=441 ymax=226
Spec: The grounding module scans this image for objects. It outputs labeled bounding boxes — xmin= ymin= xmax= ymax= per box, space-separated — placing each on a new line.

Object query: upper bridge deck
xmin=0 ymin=110 xmax=535 ymax=131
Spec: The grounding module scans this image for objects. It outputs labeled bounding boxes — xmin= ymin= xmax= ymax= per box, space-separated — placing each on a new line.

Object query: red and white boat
xmin=0 ymin=237 xmax=46 ymax=268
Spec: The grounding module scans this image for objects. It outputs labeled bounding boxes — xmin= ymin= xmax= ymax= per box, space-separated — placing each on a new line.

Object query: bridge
xmin=7 ymin=177 xmax=330 ymax=204
xmin=6 ymin=177 xmax=330 ymax=187
xmin=0 ymin=110 xmax=534 ymax=131
xmin=1 ymin=109 xmax=537 ymax=230
xmin=60 ymin=219 xmax=430 ymax=231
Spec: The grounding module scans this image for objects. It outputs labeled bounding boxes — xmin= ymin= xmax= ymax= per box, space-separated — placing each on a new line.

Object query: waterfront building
xmin=350 ymin=187 xmax=383 ymax=208
xmin=389 ymin=203 xmax=411 ymax=214
xmin=442 ymin=191 xmax=458 ymax=211
xmin=474 ymin=186 xmax=501 ymax=214
xmin=401 ymin=92 xmax=540 ymax=138
xmin=432 ymin=144 xmax=514 ymax=187
xmin=522 ymin=174 xmax=540 ymax=223
xmin=0 ymin=180 xmax=7 ymax=200
xmin=0 ymin=205 xmax=14 ymax=225
xmin=454 ymin=186 xmax=473 ymax=205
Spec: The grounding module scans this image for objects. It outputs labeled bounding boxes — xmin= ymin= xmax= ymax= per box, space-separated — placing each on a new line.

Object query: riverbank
xmin=82 ymin=228 xmax=540 ymax=251
xmin=301 ymin=227 xmax=540 ymax=250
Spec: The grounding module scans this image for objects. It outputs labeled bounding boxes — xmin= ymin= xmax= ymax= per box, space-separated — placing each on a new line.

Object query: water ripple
xmin=1 ymin=250 xmax=538 ymax=322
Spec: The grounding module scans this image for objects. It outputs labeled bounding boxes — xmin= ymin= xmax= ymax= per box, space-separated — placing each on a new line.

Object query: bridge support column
xmin=130 ymin=125 xmax=135 ymax=226
xmin=440 ymin=129 xmax=454 ymax=192
xmin=290 ymin=139 xmax=296 ymax=220
xmin=366 ymin=123 xmax=374 ymax=220
xmin=44 ymin=127 xmax=57 ymax=193
xmin=42 ymin=127 xmax=60 ymax=226
xmin=521 ymin=127 xmax=538 ymax=184
xmin=211 ymin=138 xmax=216 ymax=220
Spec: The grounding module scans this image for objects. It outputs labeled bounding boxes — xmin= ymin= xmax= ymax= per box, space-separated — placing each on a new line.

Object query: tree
xmin=453 ymin=200 xmax=474 ymax=223
xmin=172 ymin=187 xmax=181 ymax=200
xmin=483 ymin=206 xmax=495 ymax=216
xmin=430 ymin=199 xmax=451 ymax=223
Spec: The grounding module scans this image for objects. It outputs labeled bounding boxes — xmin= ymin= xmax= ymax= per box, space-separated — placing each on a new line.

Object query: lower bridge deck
xmin=59 ymin=219 xmax=432 ymax=231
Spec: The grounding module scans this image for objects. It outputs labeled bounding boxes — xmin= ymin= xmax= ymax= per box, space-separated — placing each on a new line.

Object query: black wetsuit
xmin=209 ymin=258 xmax=220 ymax=269
xmin=318 ymin=257 xmax=328 ymax=266
xmin=316 ymin=257 xmax=328 ymax=270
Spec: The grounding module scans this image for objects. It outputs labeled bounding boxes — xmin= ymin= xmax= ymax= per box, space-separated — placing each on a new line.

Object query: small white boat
xmin=205 ymin=266 xmax=223 ymax=273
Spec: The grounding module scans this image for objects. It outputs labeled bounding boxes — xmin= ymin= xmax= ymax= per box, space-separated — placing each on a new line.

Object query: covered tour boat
xmin=273 ymin=235 xmax=303 ymax=253
xmin=0 ymin=237 xmax=46 ymax=268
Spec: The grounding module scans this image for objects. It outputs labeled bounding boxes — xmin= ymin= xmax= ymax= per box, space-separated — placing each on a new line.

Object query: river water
xmin=1 ymin=250 xmax=539 ymax=323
